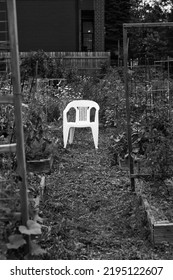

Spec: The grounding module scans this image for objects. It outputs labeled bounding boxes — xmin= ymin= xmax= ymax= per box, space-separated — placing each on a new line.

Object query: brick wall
xmin=94 ymin=0 xmax=105 ymax=51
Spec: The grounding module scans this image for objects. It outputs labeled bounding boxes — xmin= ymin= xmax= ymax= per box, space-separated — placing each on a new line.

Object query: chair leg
xmin=63 ymin=126 xmax=70 ymax=148
xmin=91 ymin=126 xmax=99 ymax=149
xmin=69 ymin=127 xmax=75 ymax=144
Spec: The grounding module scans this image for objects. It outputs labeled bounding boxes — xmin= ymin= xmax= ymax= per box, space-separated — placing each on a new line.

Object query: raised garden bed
xmin=26 ymin=138 xmax=59 ymax=174
xmin=136 ymin=179 xmax=173 ymax=244
xmin=27 ymin=155 xmax=53 ymax=173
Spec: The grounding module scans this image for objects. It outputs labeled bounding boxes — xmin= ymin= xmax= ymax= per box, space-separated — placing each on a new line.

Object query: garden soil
xmin=38 ymin=127 xmax=173 ymax=260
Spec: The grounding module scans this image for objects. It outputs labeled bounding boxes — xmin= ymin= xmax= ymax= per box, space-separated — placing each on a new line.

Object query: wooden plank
xmin=136 ymin=179 xmax=173 ymax=244
xmin=0 ymin=143 xmax=16 ymax=153
xmin=142 ymin=197 xmax=156 ymax=225
xmin=2 ymin=51 xmax=110 ymax=71
xmin=123 ymin=25 xmax=135 ymax=191
xmin=123 ymin=22 xmax=173 ymax=28
xmin=154 ymin=224 xmax=173 ymax=244
xmin=0 ymin=95 xmax=13 ymax=104
xmin=70 ymin=67 xmax=102 ymax=70
xmin=63 ymin=56 xmax=109 ymax=59
xmin=27 ymin=156 xmax=53 ymax=173
xmin=39 ymin=176 xmax=46 ymax=198
xmin=132 ymin=173 xmax=173 ymax=179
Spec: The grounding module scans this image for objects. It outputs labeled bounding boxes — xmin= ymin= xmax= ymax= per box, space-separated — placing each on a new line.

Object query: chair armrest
xmin=94 ymin=108 xmax=99 ymax=122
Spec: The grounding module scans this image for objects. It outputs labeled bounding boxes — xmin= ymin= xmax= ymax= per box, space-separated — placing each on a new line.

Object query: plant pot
xmin=27 ymin=155 xmax=53 ymax=173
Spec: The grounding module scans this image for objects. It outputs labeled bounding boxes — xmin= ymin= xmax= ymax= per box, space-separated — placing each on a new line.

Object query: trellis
xmin=123 ymin=22 xmax=173 ymax=191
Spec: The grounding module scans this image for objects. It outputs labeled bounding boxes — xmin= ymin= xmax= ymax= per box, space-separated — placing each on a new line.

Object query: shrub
xmin=80 ymin=67 xmax=126 ymax=128
xmin=20 ymin=50 xmax=65 ymax=80
xmin=143 ymin=109 xmax=173 ymax=180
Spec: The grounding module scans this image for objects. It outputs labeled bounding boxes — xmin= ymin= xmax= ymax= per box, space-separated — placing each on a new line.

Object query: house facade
xmin=15 ymin=0 xmax=105 ymax=52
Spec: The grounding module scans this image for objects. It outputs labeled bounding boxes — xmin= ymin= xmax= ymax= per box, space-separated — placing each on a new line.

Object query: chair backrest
xmin=63 ymin=100 xmax=99 ymax=123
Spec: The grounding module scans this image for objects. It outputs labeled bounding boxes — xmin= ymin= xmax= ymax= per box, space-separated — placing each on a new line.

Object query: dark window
xmin=81 ymin=10 xmax=94 ymax=52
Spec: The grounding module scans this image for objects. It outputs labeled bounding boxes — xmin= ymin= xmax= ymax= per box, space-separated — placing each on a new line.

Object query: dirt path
xmin=40 ymin=128 xmax=173 ymax=259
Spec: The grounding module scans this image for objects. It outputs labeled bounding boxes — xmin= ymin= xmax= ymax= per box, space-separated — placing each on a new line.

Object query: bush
xmin=20 ymin=50 xmax=65 ymax=80
xmin=143 ymin=109 xmax=173 ymax=180
xmin=79 ymin=67 xmax=126 ymax=128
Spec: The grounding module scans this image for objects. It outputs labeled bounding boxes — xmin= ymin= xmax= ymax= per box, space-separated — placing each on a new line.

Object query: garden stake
xmin=7 ymin=0 xmax=31 ymax=254
xmin=123 ymin=24 xmax=135 ymax=191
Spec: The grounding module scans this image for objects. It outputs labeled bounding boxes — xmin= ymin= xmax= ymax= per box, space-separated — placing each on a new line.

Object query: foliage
xmin=20 ymin=50 xmax=86 ymax=83
xmin=105 ymin=0 xmax=173 ymax=57
xmin=6 ymin=219 xmax=46 ymax=257
xmin=129 ymin=0 xmax=173 ymax=62
xmin=19 ymin=220 xmax=42 ymax=235
xmin=76 ymin=67 xmax=126 ymax=128
xmin=34 ymin=128 xmax=173 ymax=260
xmin=130 ymin=0 xmax=172 ymax=22
xmin=0 ymin=73 xmax=84 ymax=162
xmin=23 ymin=100 xmax=52 ymax=160
xmin=143 ymin=110 xmax=173 ymax=180
xmin=1 ymin=60 xmax=173 ymax=259
xmin=0 ymin=173 xmax=47 ymax=258
xmin=20 ymin=50 xmax=65 ymax=80
xmin=129 ymin=28 xmax=168 ymax=63
xmin=108 ymin=69 xmax=173 ymax=182
xmin=6 ymin=234 xmax=26 ymax=249
xmin=105 ymin=0 xmax=131 ymax=51
xmin=63 ymin=68 xmax=81 ymax=84
xmin=0 ymin=104 xmax=14 ymax=139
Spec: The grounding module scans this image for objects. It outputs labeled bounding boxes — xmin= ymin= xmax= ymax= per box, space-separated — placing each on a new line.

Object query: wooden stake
xmin=7 ymin=0 xmax=30 ymax=252
xmin=123 ymin=25 xmax=135 ymax=191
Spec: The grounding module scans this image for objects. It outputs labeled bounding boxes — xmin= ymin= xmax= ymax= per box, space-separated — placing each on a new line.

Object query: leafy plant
xmin=20 ymin=50 xmax=65 ymax=79
xmin=79 ymin=67 xmax=127 ymax=127
xmin=144 ymin=112 xmax=173 ymax=180
xmin=23 ymin=97 xmax=57 ymax=160
xmin=6 ymin=234 xmax=26 ymax=250
xmin=6 ymin=220 xmax=46 ymax=257
xmin=19 ymin=220 xmax=42 ymax=235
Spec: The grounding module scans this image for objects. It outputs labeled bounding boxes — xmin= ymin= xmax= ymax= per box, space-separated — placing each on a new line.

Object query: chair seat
xmin=66 ymin=122 xmax=95 ymax=127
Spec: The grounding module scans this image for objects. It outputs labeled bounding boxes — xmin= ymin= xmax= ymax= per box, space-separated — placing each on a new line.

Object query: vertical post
xmin=123 ymin=25 xmax=135 ymax=191
xmin=78 ymin=7 xmax=81 ymax=51
xmin=168 ymin=56 xmax=170 ymax=119
xmin=34 ymin=60 xmax=38 ymax=98
xmin=7 ymin=0 xmax=30 ymax=250
xmin=118 ymin=40 xmax=120 ymax=67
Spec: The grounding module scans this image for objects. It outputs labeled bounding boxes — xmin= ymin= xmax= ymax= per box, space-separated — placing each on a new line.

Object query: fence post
xmin=123 ymin=24 xmax=135 ymax=191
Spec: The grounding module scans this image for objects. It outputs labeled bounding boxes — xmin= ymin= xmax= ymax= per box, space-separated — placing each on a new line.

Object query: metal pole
xmin=7 ymin=0 xmax=30 ymax=251
xmin=123 ymin=25 xmax=135 ymax=191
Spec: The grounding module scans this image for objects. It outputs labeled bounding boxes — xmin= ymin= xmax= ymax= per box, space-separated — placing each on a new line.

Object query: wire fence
xmin=123 ymin=23 xmax=173 ymax=189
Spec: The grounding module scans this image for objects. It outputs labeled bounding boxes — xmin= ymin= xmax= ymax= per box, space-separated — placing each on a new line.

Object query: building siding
xmin=79 ymin=0 xmax=94 ymax=10
xmin=15 ymin=0 xmax=105 ymax=52
xmin=16 ymin=0 xmax=78 ymax=51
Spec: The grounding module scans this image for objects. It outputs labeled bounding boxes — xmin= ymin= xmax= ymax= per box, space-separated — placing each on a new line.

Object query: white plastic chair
xmin=63 ymin=100 xmax=99 ymax=149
